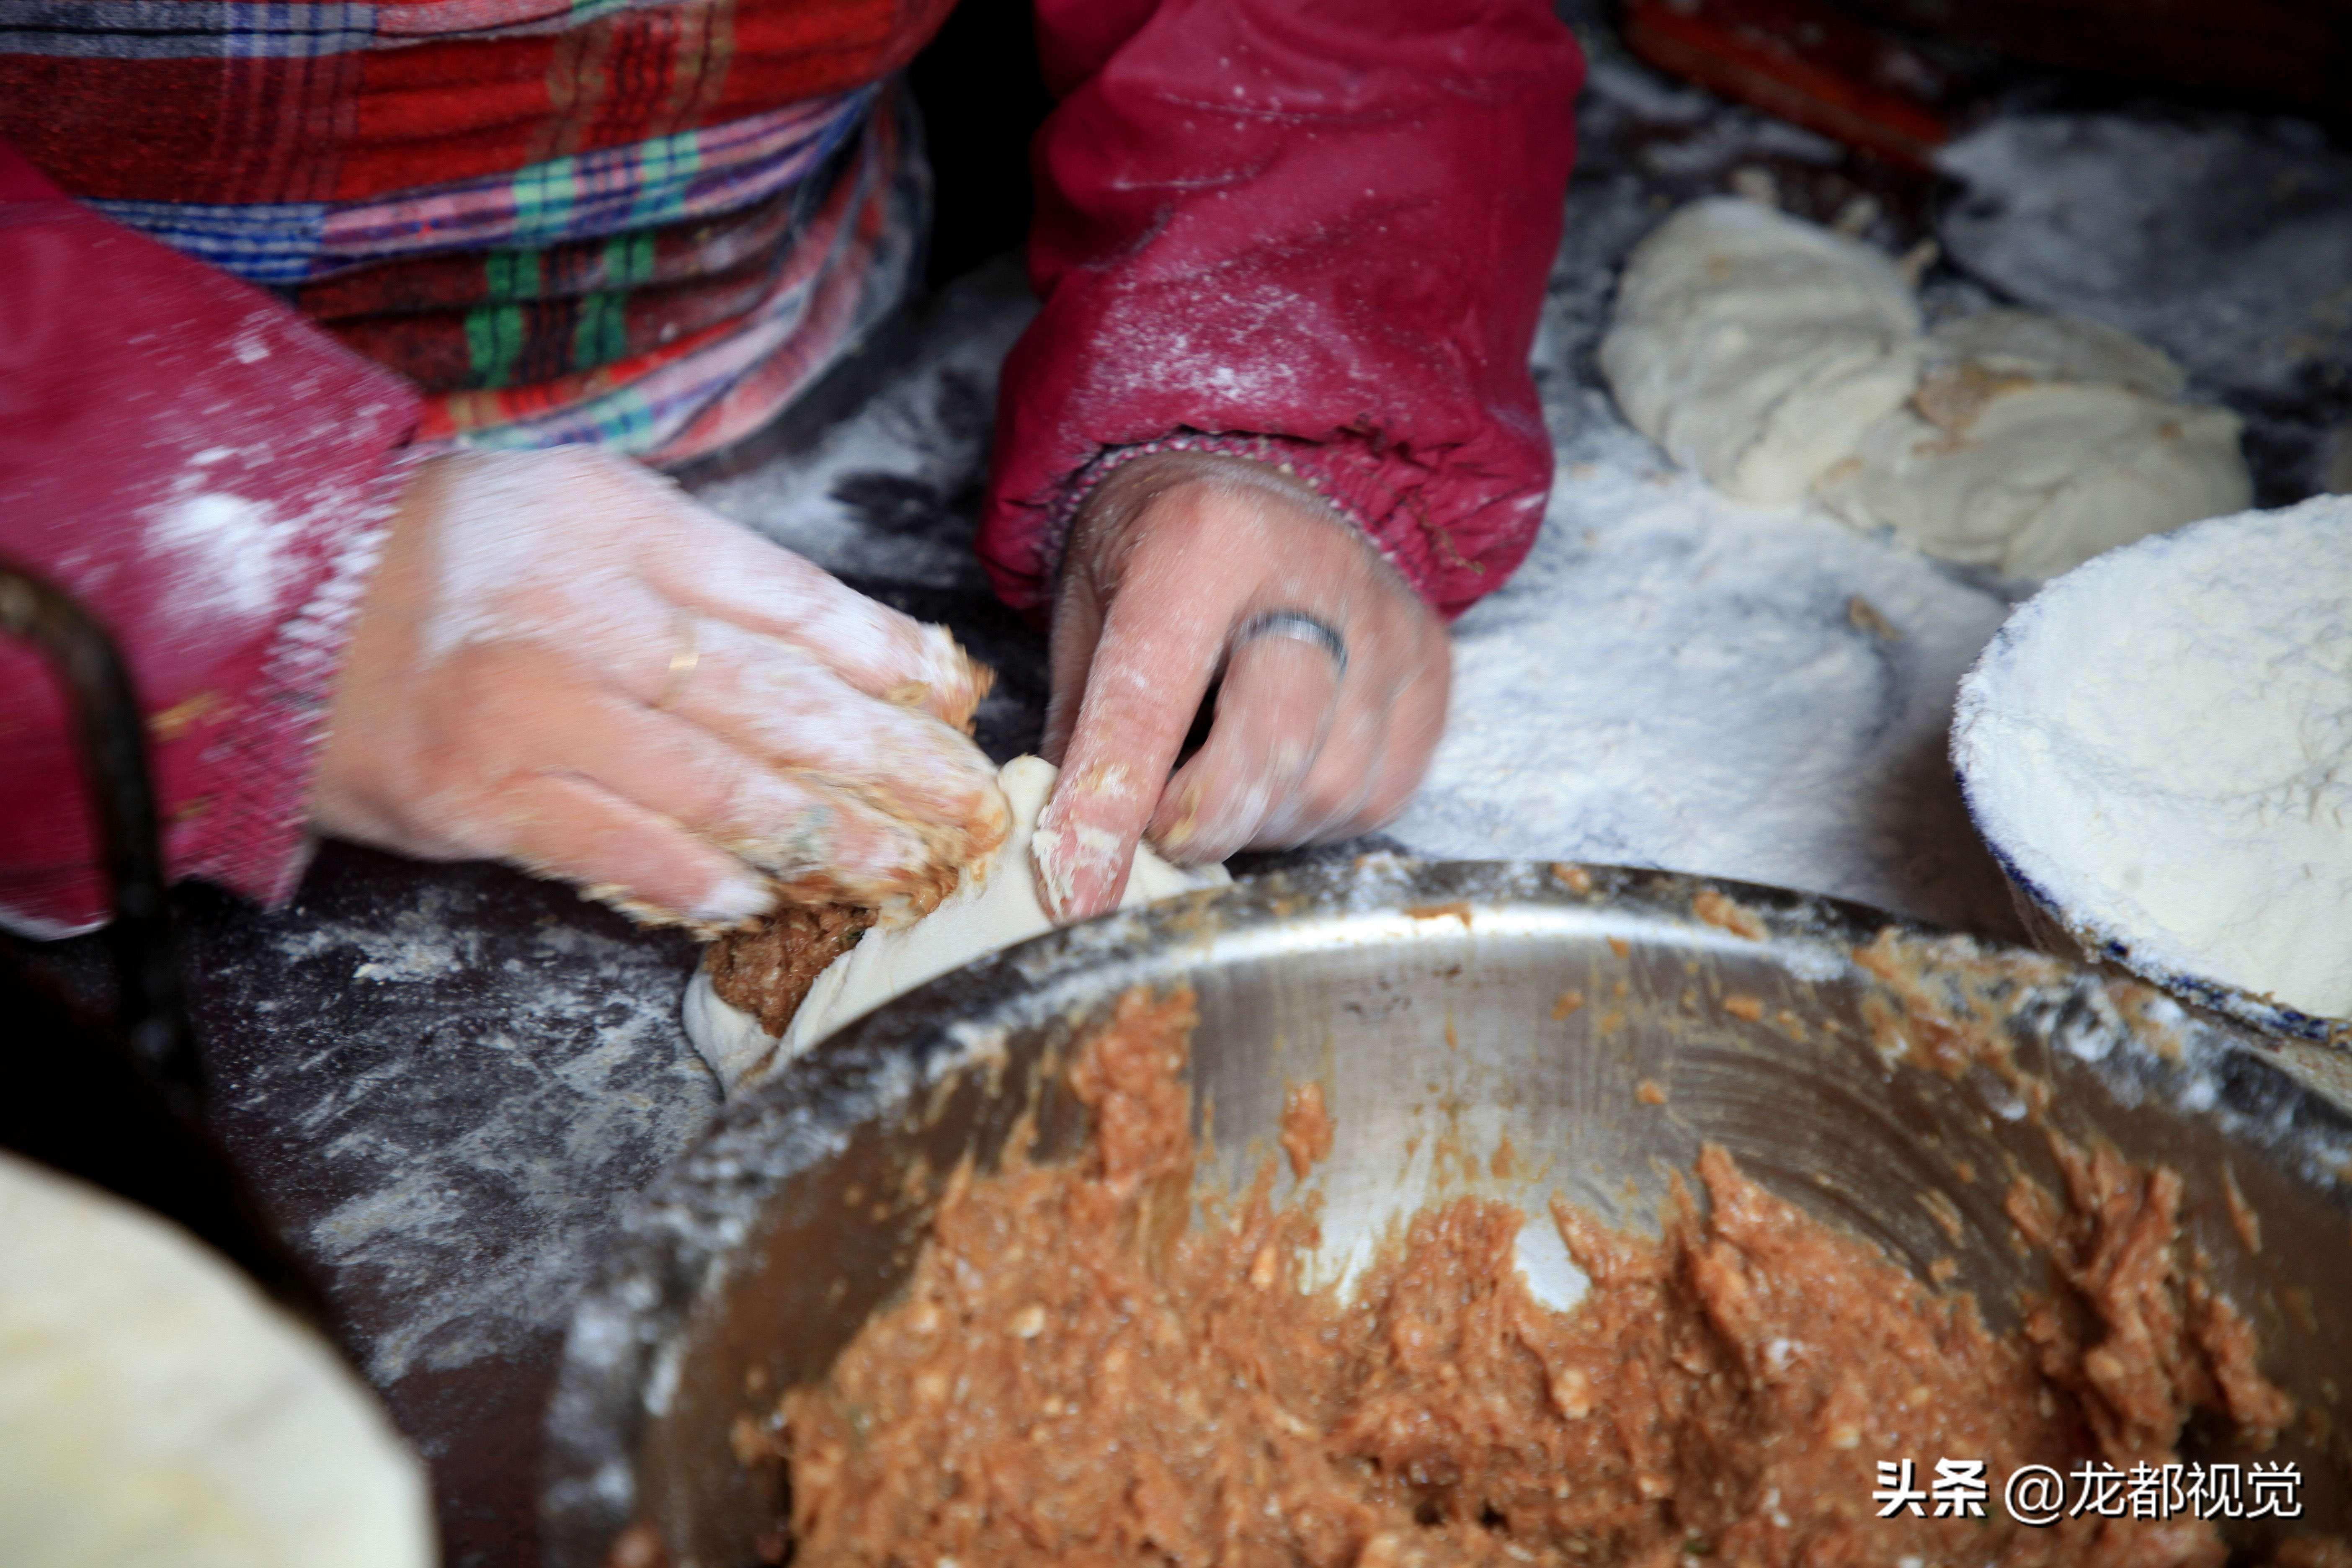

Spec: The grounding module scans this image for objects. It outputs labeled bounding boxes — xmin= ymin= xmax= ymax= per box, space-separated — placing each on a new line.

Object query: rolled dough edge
xmin=683 ymin=758 xmax=1228 ymax=1093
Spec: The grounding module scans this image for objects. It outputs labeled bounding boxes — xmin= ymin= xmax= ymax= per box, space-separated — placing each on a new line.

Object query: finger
xmin=467 ymin=670 xmax=955 ymax=898
xmin=1146 ymin=634 xmax=1340 ymax=864
xmin=1035 ymin=575 xmax=1242 ymax=922
xmin=633 ymin=490 xmax=990 ymax=727
xmin=1041 ymin=569 xmax=1106 ymax=766
xmin=482 ymin=771 xmax=776 ymax=928
xmin=1250 ymin=678 xmax=1387 ymax=848
xmin=443 ymin=639 xmax=998 ymax=908
xmin=1269 ymin=603 xmax=1451 ymax=845
xmin=1345 ymin=639 xmax=1451 ymax=834
xmin=658 ymin=616 xmax=1005 ymax=846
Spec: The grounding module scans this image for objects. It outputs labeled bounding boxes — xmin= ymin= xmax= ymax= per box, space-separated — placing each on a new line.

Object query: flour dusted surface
xmin=1955 ymin=496 xmax=2352 ymax=1019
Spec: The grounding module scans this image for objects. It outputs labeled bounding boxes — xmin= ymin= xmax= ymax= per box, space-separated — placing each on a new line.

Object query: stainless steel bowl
xmin=544 ymin=859 xmax=2352 ymax=1567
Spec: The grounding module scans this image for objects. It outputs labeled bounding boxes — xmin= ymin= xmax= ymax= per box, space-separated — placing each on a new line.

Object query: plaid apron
xmin=0 ymin=0 xmax=949 ymax=461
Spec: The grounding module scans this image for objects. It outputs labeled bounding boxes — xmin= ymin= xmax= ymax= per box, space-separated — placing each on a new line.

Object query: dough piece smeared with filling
xmin=1816 ymin=309 xmax=2250 ymax=580
xmin=685 ymin=756 xmax=1227 ymax=1091
xmin=700 ymin=901 xmax=877 ymax=1038
xmin=0 ymin=1152 xmax=433 ymax=1568
xmin=1600 ymin=196 xmax=1923 ymax=504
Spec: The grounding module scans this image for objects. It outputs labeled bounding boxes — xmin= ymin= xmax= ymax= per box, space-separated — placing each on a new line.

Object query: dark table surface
xmin=6 ymin=569 xmax=1055 ymax=1568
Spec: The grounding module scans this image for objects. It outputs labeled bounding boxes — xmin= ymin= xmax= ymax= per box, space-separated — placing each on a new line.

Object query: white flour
xmin=236 ymin=885 xmax=717 ymax=1385
xmin=1380 ymin=135 xmax=2024 ymax=934
xmin=144 ymin=490 xmax=303 ymax=632
xmin=1954 ymin=495 xmax=2352 ymax=1019
xmin=1936 ymin=114 xmax=2352 ymax=407
xmin=1387 ymin=402 xmax=2018 ymax=934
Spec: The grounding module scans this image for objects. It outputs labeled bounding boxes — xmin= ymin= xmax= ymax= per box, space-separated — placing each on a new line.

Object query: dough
xmin=1922 ymin=305 xmax=2188 ymax=399
xmin=683 ymin=756 xmax=1228 ymax=1092
xmin=1817 ymin=310 xmax=2251 ymax=579
xmin=1599 ymin=196 xmax=1923 ymax=504
xmin=0 ymin=1151 xmax=433 ymax=1568
xmin=1602 ymin=199 xmax=2249 ymax=581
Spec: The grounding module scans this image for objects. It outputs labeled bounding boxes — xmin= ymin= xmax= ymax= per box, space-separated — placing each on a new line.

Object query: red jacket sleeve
xmin=0 ymin=147 xmax=419 ymax=937
xmin=978 ymin=0 xmax=1583 ymax=621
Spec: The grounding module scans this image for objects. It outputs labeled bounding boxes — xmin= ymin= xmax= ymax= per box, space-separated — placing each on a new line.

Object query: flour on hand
xmin=1954 ymin=496 xmax=2352 ymax=1021
xmin=1599 ymin=196 xmax=1923 ymax=504
xmin=683 ymin=756 xmax=1229 ymax=1093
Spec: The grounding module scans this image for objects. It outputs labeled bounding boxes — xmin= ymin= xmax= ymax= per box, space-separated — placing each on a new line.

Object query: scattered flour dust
xmin=1386 ymin=401 xmax=2019 ymax=936
xmin=694 ymin=256 xmax=1036 ymax=592
xmin=144 ymin=490 xmax=305 ymax=629
xmin=1954 ymin=495 xmax=2352 ymax=1020
xmin=277 ymin=905 xmax=472 ymax=984
xmin=242 ymin=884 xmax=716 ymax=1385
xmin=1374 ymin=87 xmax=2024 ymax=937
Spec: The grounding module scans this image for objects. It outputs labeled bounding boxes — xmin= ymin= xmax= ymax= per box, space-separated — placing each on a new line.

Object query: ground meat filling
xmin=704 ymin=903 xmax=873 ymax=1035
xmin=768 ymin=988 xmax=2306 ymax=1567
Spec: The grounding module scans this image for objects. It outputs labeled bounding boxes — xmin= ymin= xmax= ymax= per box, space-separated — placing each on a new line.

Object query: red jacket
xmin=0 ymin=0 xmax=1581 ymax=936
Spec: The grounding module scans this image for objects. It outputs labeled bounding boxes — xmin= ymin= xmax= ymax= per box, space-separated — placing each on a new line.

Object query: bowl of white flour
xmin=1953 ymin=495 xmax=2352 ymax=1042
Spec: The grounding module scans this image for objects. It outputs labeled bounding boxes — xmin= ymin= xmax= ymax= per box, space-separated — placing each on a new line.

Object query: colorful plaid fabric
xmin=416 ymin=99 xmax=920 ymax=461
xmin=77 ymin=90 xmax=872 ymax=286
xmin=0 ymin=0 xmax=953 ymax=461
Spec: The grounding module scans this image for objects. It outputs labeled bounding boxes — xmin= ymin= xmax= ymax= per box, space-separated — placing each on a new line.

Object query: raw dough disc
xmin=1921 ymin=306 xmax=2188 ymax=399
xmin=0 ymin=1151 xmax=433 ymax=1568
xmin=683 ymin=756 xmax=1228 ymax=1093
xmin=1599 ymin=196 xmax=1923 ymax=504
xmin=1816 ymin=312 xmax=2250 ymax=580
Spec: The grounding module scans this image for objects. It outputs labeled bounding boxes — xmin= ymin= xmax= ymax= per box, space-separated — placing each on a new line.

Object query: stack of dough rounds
xmin=684 ymin=756 xmax=1229 ymax=1093
xmin=1602 ymin=199 xmax=2252 ymax=580
xmin=1815 ymin=309 xmax=2250 ymax=580
xmin=1598 ymin=196 xmax=1923 ymax=505
xmin=0 ymin=1151 xmax=434 ymax=1568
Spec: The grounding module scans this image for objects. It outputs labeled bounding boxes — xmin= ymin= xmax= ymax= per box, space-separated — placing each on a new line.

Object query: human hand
xmin=1034 ymin=453 xmax=1450 ymax=922
xmin=313 ymin=449 xmax=1005 ymax=928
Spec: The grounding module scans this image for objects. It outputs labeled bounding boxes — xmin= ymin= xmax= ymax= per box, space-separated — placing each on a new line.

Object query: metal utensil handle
xmin=0 ymin=560 xmax=201 ymax=1108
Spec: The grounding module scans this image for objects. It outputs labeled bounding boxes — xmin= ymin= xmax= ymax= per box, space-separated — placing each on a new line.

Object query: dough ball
xmin=1599 ymin=197 xmax=1923 ymax=504
xmin=0 ymin=1152 xmax=433 ymax=1568
xmin=1817 ymin=312 xmax=2250 ymax=580
xmin=1922 ymin=307 xmax=2187 ymax=400
xmin=684 ymin=756 xmax=1229 ymax=1093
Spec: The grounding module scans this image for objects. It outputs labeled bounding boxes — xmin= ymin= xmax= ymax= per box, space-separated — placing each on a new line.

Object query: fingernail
xmin=1032 ymin=800 xmax=1124 ymax=923
xmin=1158 ymin=780 xmax=1204 ymax=850
xmin=693 ymin=868 xmax=775 ymax=926
xmin=1032 ymin=804 xmax=1083 ymax=921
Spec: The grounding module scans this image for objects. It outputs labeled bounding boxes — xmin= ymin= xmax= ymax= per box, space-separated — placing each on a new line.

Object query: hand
xmin=313 ymin=449 xmax=1005 ymax=928
xmin=1035 ymin=453 xmax=1450 ymax=922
